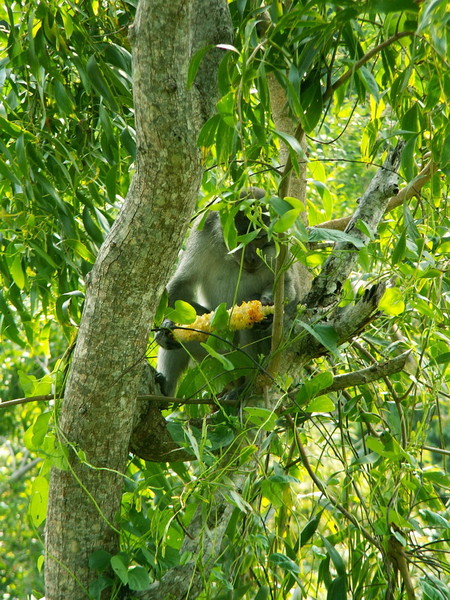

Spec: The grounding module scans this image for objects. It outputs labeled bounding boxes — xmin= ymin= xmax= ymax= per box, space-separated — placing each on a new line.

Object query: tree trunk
xmin=44 ymin=2 xmax=232 ymax=598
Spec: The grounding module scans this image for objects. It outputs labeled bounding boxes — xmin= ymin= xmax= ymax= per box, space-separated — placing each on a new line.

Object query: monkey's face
xmin=232 ymin=211 xmax=274 ymax=273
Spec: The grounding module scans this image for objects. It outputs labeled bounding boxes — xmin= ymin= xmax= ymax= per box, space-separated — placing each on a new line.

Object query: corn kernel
xmin=172 ymin=300 xmax=274 ymax=343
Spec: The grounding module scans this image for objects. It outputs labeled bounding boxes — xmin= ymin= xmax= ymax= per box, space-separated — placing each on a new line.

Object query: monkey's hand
xmin=155 ymin=320 xmax=181 ymax=350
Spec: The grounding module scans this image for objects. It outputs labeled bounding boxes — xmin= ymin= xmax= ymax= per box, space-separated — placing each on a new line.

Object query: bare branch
xmin=320 ymin=351 xmax=411 ymax=395
xmin=303 ymin=143 xmax=403 ymax=309
xmin=315 ymin=161 xmax=437 ymax=232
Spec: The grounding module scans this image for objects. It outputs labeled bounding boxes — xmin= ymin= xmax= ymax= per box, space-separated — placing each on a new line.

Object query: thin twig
xmin=286 ymin=414 xmax=382 ymax=551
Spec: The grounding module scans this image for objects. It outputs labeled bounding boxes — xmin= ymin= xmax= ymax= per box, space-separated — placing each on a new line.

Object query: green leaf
xmin=254 ymin=586 xmax=270 ymax=600
xmin=187 ymin=44 xmax=215 ymax=89
xmin=391 ymin=230 xmax=406 ymax=264
xmin=29 ymin=241 xmax=60 ymax=269
xmin=166 ymin=300 xmax=197 ymax=324
xmin=244 ymin=407 xmax=277 ymax=431
xmin=327 ymin=574 xmax=347 ymax=600
xmin=18 ymin=371 xmax=52 ymax=397
xmin=110 ymin=555 xmax=128 ymax=585
xmin=10 ymin=254 xmax=26 ymax=289
xmin=0 ymin=115 xmax=35 ymax=140
xmin=86 ymin=55 xmax=118 ymax=110
xmin=273 ymin=130 xmax=306 ymax=159
xmin=120 ymin=127 xmax=136 ymax=159
xmin=419 ymin=509 xmax=450 ymax=530
xmin=24 ymin=412 xmax=52 ymax=452
xmin=89 ymin=576 xmax=113 ymax=600
xmin=354 ymin=219 xmax=374 ymax=240
xmin=89 ymin=550 xmax=112 ymax=572
xmin=378 ymin=287 xmax=405 ymax=316
xmin=273 ymin=209 xmax=300 ymax=233
xmin=269 ymin=553 xmax=300 ymax=575
xmin=29 ymin=476 xmax=49 ymax=527
xmin=422 ymin=470 xmax=450 ymax=489
xmin=270 ymin=195 xmax=305 ymax=214
xmin=128 ymin=566 xmax=151 ymax=591
xmin=303 ymin=82 xmax=323 ymax=131
xmin=54 ymin=80 xmax=75 ymax=115
xmin=55 ymin=291 xmax=85 ymax=326
xmin=435 ymin=352 xmax=450 ymax=365
xmin=201 ymin=343 xmax=235 ymax=371
xmin=300 ymin=512 xmax=322 ymax=547
xmin=197 ymin=114 xmax=220 ymax=147
xmin=322 ymin=536 xmax=346 ymax=576
xmin=0 ymin=291 xmax=25 ymax=347
xmin=210 ymin=302 xmax=229 ymax=329
xmin=308 ymin=227 xmax=365 ymax=249
xmin=82 ymin=206 xmax=104 ymax=244
xmin=357 ymin=66 xmax=379 ymax=100
xmin=295 ymin=372 xmax=333 ymax=405
xmin=306 ymin=395 xmax=335 ymax=413
xmin=216 ymin=91 xmax=235 ymax=127
xmin=420 ymin=574 xmax=450 ymax=600
xmin=299 ymin=322 xmax=338 ymax=354
xmin=372 ymin=0 xmax=419 ymax=13
xmin=366 ymin=433 xmax=405 ymax=459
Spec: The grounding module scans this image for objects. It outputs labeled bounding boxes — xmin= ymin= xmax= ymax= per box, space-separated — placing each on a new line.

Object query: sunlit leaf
xmin=306 ymin=395 xmax=335 ymax=413
xmin=379 ymin=287 xmax=405 ymax=316
xmin=29 ymin=476 xmax=49 ymax=527
xmin=165 ymin=300 xmax=197 ymax=324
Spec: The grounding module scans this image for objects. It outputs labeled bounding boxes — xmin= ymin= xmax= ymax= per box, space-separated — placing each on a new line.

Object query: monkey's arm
xmin=164 ymin=228 xmax=212 ymax=315
xmin=156 ymin=346 xmax=191 ymax=397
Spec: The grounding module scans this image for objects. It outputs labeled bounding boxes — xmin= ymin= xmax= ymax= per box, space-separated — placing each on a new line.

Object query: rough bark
xmin=44 ymin=2 xmax=232 ymax=598
xmin=268 ymin=73 xmax=308 ymax=213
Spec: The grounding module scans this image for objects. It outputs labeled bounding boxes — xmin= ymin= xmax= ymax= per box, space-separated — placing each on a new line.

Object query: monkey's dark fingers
xmin=154 ymin=320 xmax=181 ymax=350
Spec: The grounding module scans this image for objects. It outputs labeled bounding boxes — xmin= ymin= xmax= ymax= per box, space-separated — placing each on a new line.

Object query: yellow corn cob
xmin=172 ymin=300 xmax=275 ymax=343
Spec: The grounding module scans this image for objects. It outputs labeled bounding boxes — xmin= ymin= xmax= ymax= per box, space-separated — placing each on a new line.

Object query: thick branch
xmin=303 ymin=143 xmax=403 ymax=309
xmin=293 ymin=282 xmax=387 ymax=362
xmin=319 ymin=351 xmax=411 ymax=395
xmin=315 ymin=161 xmax=437 ymax=231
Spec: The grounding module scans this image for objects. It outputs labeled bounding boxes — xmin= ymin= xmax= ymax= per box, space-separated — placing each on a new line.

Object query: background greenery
xmin=1 ymin=0 xmax=449 ymax=598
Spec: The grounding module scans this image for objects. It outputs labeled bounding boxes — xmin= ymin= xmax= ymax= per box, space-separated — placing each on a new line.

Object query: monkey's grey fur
xmin=155 ymin=188 xmax=306 ymax=397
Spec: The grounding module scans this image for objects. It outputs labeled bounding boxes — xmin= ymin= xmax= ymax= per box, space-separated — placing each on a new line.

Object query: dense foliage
xmin=0 ymin=0 xmax=449 ymax=599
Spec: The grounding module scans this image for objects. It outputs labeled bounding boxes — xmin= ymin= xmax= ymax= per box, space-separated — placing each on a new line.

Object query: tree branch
xmin=293 ymin=282 xmax=387 ymax=362
xmin=315 ymin=160 xmax=437 ymax=232
xmin=323 ymin=31 xmax=416 ymax=102
xmin=286 ymin=414 xmax=381 ymax=550
xmin=318 ymin=351 xmax=411 ymax=395
xmin=303 ymin=143 xmax=403 ymax=309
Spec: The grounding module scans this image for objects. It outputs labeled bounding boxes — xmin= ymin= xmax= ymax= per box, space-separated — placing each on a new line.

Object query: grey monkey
xmin=155 ymin=188 xmax=306 ymax=397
